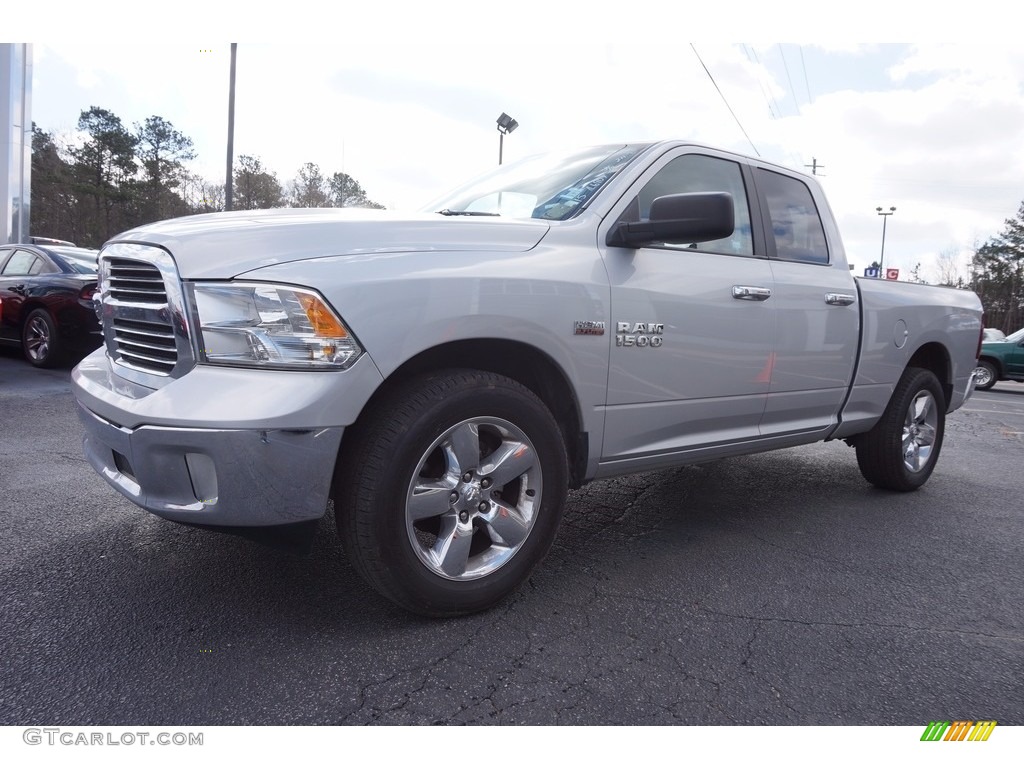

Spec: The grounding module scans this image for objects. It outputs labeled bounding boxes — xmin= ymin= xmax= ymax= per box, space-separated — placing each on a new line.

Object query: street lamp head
xmin=496 ymin=112 xmax=519 ymax=135
xmin=876 ymin=205 xmax=896 ymax=215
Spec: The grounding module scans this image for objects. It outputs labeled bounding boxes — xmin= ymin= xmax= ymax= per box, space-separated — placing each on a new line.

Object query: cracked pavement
xmin=2 ymin=348 xmax=1021 ymax=725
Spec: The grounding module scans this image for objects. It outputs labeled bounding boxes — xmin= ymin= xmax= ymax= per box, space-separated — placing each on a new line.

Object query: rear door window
xmin=1 ymin=250 xmax=38 ymax=276
xmin=756 ymin=169 xmax=829 ymax=264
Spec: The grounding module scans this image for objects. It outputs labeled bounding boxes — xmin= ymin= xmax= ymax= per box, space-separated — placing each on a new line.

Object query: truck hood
xmin=107 ymin=208 xmax=552 ymax=279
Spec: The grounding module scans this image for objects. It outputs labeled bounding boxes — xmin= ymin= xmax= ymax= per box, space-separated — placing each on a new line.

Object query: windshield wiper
xmin=435 ymin=209 xmax=500 ymax=217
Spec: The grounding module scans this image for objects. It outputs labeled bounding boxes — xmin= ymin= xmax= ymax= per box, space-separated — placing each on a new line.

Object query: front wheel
xmin=973 ymin=360 xmax=997 ymax=390
xmin=855 ymin=367 xmax=945 ymax=492
xmin=335 ymin=370 xmax=569 ymax=616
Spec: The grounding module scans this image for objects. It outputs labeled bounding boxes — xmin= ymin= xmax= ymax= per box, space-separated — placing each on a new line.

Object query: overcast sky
xmin=13 ymin=2 xmax=1024 ymax=282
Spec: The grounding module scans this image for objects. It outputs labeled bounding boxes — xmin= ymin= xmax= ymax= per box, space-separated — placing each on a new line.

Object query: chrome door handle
xmin=732 ymin=285 xmax=772 ymax=301
xmin=825 ymin=293 xmax=856 ymax=306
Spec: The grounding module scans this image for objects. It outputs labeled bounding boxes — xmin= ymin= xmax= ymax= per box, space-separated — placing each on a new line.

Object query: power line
xmin=778 ymin=44 xmax=800 ymax=116
xmin=755 ymin=47 xmax=783 ymax=119
xmin=746 ymin=44 xmax=783 ymax=120
xmin=691 ymin=44 xmax=760 ymax=157
xmin=741 ymin=44 xmax=777 ymax=120
xmin=800 ymin=45 xmax=813 ymax=105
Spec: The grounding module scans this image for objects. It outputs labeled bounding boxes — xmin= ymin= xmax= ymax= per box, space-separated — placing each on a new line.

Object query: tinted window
xmin=1 ymin=250 xmax=38 ymax=276
xmin=50 ymin=246 xmax=99 ymax=261
xmin=32 ymin=256 xmax=60 ymax=275
xmin=50 ymin=250 xmax=98 ymax=274
xmin=632 ymin=154 xmax=753 ymax=256
xmin=757 ymin=169 xmax=829 ymax=264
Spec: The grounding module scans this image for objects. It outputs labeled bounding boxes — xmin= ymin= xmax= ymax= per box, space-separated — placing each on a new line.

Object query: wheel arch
xmin=977 ymin=354 xmax=1004 ymax=377
xmin=854 ymin=365 xmax=946 ymax=492
xmin=346 ymin=338 xmax=588 ymax=489
xmin=15 ymin=299 xmax=51 ymax=329
xmin=906 ymin=342 xmax=953 ymax=408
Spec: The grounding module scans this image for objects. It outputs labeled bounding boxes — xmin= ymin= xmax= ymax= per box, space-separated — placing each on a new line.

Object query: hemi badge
xmin=574 ymin=320 xmax=606 ymax=336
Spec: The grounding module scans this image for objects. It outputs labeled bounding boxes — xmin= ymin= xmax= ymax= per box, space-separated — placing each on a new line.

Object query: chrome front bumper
xmin=71 ymin=346 xmax=384 ymax=527
xmin=78 ymin=403 xmax=343 ymax=526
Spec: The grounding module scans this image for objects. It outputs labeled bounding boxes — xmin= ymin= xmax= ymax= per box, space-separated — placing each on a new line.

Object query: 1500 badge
xmin=616 ymin=322 xmax=664 ymax=347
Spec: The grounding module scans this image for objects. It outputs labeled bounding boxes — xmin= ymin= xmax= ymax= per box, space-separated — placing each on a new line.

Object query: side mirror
xmin=606 ymin=192 xmax=735 ymax=249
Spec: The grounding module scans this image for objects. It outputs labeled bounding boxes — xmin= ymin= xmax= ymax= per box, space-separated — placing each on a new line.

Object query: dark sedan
xmin=0 ymin=244 xmax=102 ymax=367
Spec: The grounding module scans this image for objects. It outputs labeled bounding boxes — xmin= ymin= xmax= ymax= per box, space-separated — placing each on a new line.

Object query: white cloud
xmin=22 ymin=37 xmax=1024 ymax=285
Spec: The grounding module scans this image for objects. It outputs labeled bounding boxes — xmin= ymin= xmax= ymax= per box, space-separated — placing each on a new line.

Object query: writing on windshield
xmin=425 ymin=144 xmax=650 ymax=221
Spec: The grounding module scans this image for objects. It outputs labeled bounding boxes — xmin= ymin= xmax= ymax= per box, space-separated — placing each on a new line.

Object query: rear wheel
xmin=335 ymin=369 xmax=568 ymax=616
xmin=855 ymin=367 xmax=945 ymax=491
xmin=973 ymin=360 xmax=997 ymax=390
xmin=22 ymin=309 xmax=64 ymax=368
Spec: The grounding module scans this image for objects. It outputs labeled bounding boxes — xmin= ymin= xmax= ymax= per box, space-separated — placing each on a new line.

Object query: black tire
xmin=22 ymin=308 xmax=64 ymax=368
xmin=335 ymin=369 xmax=569 ymax=617
xmin=973 ymin=360 xmax=997 ymax=391
xmin=855 ymin=367 xmax=945 ymax=492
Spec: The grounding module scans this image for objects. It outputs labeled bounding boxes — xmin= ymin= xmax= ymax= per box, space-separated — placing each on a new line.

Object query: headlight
xmin=188 ymin=282 xmax=362 ymax=370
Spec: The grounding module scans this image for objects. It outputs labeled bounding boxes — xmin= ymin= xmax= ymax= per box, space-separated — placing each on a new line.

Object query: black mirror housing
xmin=606 ymin=192 xmax=735 ymax=249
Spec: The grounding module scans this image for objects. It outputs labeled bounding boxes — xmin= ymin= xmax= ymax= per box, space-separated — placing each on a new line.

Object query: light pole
xmin=876 ymin=205 xmax=895 ymax=276
xmin=496 ymin=112 xmax=518 ymax=165
xmin=225 ymin=43 xmax=237 ymax=211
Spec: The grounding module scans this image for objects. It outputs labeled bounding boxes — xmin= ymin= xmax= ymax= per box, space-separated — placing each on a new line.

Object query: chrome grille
xmin=107 ymin=258 xmax=167 ymax=303
xmin=110 ymin=317 xmax=178 ymax=374
xmin=98 ymin=244 xmax=193 ymax=384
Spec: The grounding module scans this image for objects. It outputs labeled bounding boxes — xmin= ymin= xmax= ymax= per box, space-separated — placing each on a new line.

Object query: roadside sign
xmin=886 ymin=268 xmax=900 ymax=280
xmin=864 ymin=267 xmax=880 ymax=278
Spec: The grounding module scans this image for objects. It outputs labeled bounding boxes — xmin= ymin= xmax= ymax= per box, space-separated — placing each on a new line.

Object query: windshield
xmin=1004 ymin=327 xmax=1024 ymax=343
xmin=425 ymin=143 xmax=651 ymax=221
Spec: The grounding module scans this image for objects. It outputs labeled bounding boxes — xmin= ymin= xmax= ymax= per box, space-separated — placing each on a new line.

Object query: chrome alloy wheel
xmin=25 ymin=315 xmax=52 ymax=363
xmin=902 ymin=389 xmax=939 ymax=473
xmin=405 ymin=417 xmax=542 ymax=581
xmin=972 ymin=364 xmax=993 ymax=388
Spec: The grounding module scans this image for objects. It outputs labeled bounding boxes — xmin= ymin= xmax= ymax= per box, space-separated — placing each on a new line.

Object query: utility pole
xmin=805 ymin=157 xmax=825 ymax=176
xmin=225 ymin=43 xmax=237 ymax=211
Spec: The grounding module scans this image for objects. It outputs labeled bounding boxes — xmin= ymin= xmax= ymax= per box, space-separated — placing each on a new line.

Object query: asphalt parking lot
xmin=1 ymin=347 xmax=1022 ymax=725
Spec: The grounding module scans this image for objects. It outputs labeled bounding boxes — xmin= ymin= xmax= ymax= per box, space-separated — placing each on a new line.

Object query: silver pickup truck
xmin=71 ymin=141 xmax=983 ymax=616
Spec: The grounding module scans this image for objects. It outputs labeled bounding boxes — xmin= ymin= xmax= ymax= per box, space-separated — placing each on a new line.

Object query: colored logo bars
xmin=920 ymin=721 xmax=997 ymax=742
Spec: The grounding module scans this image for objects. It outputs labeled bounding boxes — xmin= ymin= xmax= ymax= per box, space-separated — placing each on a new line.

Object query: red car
xmin=0 ymin=243 xmax=102 ymax=367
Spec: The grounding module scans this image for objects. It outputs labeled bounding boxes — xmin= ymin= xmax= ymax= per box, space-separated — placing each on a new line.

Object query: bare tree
xmin=935 ymin=247 xmax=968 ymax=288
xmin=289 ymin=163 xmax=331 ymax=208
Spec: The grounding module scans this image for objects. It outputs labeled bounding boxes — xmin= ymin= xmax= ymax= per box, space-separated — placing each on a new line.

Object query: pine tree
xmin=234 ymin=155 xmax=284 ymax=210
xmin=135 ymin=116 xmax=195 ymax=223
xmin=972 ymin=201 xmax=1024 ymax=332
xmin=70 ymin=106 xmax=139 ymax=245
